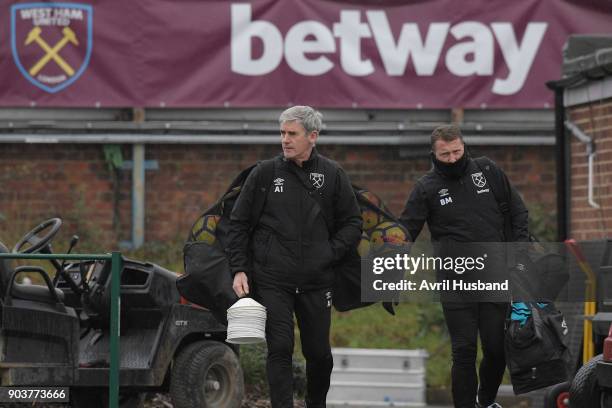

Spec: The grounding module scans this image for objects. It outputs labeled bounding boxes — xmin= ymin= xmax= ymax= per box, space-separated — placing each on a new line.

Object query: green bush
xmin=239 ymin=343 xmax=268 ymax=396
xmin=528 ymin=203 xmax=557 ymax=241
xmin=239 ymin=343 xmax=306 ymax=399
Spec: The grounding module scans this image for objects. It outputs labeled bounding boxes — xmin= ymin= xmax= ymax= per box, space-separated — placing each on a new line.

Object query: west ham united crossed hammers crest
xmin=11 ymin=3 xmax=93 ymax=93
xmin=471 ymin=172 xmax=487 ymax=188
xmin=310 ymin=172 xmax=325 ymax=189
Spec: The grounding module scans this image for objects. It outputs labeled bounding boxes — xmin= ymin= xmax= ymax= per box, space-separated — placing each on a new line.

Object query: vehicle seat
xmin=0 ymin=242 xmax=64 ymax=303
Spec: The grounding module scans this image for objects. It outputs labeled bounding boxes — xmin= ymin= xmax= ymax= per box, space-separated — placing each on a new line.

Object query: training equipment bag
xmin=505 ymin=302 xmax=571 ymax=394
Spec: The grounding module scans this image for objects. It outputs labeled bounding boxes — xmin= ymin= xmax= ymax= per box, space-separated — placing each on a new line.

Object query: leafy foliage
xmin=239 ymin=343 xmax=306 ymax=399
xmin=528 ymin=203 xmax=557 ymax=241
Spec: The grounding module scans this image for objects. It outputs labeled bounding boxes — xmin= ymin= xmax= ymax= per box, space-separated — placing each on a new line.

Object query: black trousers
xmin=442 ymin=302 xmax=508 ymax=408
xmin=255 ymin=285 xmax=333 ymax=408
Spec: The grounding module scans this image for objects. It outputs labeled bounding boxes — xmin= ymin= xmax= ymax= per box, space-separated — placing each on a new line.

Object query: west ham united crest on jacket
xmin=310 ymin=172 xmax=324 ymax=189
xmin=471 ymin=171 xmax=490 ymax=194
xmin=11 ymin=3 xmax=93 ymax=93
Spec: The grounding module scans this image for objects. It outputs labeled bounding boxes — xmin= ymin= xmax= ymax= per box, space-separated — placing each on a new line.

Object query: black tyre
xmin=570 ymin=354 xmax=603 ymax=408
xmin=544 ymin=381 xmax=570 ymax=408
xmin=170 ymin=341 xmax=244 ymax=408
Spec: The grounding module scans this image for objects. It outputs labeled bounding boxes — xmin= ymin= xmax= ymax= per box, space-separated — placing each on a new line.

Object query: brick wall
xmin=568 ymin=99 xmax=612 ymax=240
xmin=0 ymin=142 xmax=557 ymax=248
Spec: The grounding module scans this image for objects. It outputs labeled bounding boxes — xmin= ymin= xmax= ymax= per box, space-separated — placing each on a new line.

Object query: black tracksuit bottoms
xmin=255 ymin=284 xmax=333 ymax=408
xmin=442 ymin=302 xmax=508 ymax=408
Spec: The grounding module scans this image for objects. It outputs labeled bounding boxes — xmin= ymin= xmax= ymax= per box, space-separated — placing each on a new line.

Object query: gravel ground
xmin=143 ymin=392 xmax=305 ymax=408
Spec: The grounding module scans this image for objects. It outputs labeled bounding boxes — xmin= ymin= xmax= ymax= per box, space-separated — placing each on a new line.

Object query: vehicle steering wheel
xmin=13 ymin=218 xmax=63 ymax=254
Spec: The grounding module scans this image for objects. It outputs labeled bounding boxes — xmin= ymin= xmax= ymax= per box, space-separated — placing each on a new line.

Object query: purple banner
xmin=1 ymin=0 xmax=611 ymax=108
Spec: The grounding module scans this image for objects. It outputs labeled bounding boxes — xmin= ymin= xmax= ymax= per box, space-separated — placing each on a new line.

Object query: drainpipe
xmin=132 ymin=144 xmax=145 ymax=248
xmin=132 ymin=107 xmax=146 ymax=249
xmin=565 ymin=120 xmax=599 ymax=209
xmin=553 ymin=88 xmax=569 ymax=241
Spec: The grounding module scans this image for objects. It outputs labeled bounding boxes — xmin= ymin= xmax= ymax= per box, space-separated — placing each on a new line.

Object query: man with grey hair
xmin=229 ymin=105 xmax=362 ymax=407
xmin=400 ymin=125 xmax=528 ymax=408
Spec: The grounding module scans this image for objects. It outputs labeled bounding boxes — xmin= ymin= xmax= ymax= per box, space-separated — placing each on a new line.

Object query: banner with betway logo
xmin=1 ymin=0 xmax=610 ymax=108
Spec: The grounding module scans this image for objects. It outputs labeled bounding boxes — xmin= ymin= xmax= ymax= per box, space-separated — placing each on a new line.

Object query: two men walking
xmin=227 ymin=109 xmax=526 ymax=408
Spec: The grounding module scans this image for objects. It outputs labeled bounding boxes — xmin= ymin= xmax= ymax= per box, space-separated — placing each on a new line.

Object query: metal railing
xmin=0 ymin=251 xmax=122 ymax=408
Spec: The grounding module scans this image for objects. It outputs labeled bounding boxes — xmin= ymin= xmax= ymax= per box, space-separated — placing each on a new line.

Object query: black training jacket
xmin=228 ymin=150 xmax=362 ymax=291
xmin=399 ymin=157 xmax=529 ymax=243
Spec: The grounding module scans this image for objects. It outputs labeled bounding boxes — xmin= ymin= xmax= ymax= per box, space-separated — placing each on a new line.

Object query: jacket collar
xmin=282 ymin=147 xmax=318 ymax=170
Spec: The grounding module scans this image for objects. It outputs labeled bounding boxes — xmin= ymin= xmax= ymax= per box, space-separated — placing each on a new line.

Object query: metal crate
xmin=328 ymin=348 xmax=428 ymax=407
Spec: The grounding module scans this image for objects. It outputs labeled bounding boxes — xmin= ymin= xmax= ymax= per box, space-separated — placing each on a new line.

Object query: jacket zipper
xmin=297 ymin=165 xmax=304 ymax=294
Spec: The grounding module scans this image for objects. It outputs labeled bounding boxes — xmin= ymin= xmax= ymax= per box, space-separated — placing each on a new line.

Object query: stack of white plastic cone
xmin=226 ymin=297 xmax=267 ymax=344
